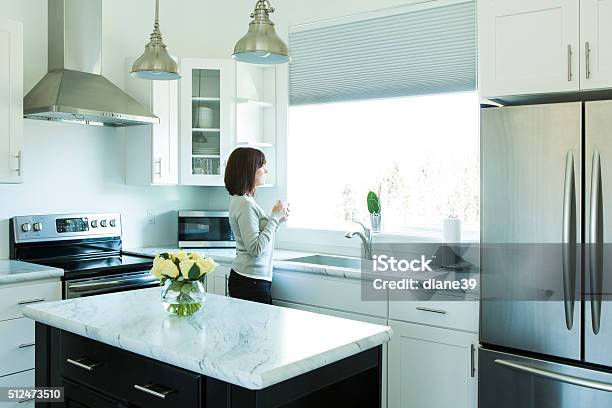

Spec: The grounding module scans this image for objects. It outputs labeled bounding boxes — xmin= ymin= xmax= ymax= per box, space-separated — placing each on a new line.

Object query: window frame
xmin=276 ymin=0 xmax=480 ymax=246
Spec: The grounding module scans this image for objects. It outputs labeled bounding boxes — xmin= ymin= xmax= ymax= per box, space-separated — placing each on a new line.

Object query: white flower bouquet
xmin=151 ymin=251 xmax=217 ymax=316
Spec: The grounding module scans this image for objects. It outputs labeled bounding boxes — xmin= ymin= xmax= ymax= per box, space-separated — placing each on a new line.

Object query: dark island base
xmin=35 ymin=323 xmax=382 ymax=408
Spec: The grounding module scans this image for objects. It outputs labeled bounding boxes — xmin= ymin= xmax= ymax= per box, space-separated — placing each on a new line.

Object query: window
xmin=287 ymin=91 xmax=479 ymax=233
xmin=286 ymin=0 xmax=478 ymax=235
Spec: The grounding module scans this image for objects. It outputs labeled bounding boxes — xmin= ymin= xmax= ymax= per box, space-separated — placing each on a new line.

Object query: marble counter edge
xmin=22 ymin=301 xmax=393 ymax=390
xmin=0 ymin=261 xmax=64 ymax=285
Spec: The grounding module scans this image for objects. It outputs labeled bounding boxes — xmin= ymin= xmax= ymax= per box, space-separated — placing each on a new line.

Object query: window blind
xmin=289 ymin=0 xmax=476 ymax=106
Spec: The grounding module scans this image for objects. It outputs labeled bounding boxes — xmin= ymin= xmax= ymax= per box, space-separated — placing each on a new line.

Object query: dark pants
xmin=228 ymin=270 xmax=272 ymax=305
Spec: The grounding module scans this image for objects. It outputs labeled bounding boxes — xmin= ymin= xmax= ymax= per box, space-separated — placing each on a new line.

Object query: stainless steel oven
xmin=178 ymin=210 xmax=235 ymax=248
xmin=10 ymin=212 xmax=157 ymax=299
xmin=65 ymin=271 xmax=158 ymax=299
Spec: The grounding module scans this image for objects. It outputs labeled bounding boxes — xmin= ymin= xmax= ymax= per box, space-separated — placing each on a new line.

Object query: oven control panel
xmin=12 ymin=213 xmax=122 ymax=242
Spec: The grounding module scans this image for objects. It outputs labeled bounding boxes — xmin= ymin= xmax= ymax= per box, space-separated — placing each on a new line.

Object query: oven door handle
xmin=68 ymin=275 xmax=159 ymax=292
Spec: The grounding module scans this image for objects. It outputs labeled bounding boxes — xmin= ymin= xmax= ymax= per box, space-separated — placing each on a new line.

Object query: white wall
xmin=0 ymin=0 xmax=430 ymax=259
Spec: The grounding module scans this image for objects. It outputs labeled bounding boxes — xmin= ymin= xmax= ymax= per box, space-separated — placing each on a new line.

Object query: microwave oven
xmin=178 ymin=211 xmax=235 ymax=248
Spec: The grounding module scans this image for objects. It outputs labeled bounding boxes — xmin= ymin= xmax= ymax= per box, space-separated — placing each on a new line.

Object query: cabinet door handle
xmin=17 ymin=298 xmax=45 ymax=305
xmin=134 ymin=384 xmax=174 ymax=399
xmin=470 ymin=344 xmax=476 ymax=377
xmin=567 ymin=44 xmax=573 ymax=81
xmin=416 ymin=306 xmax=447 ymax=314
xmin=586 ymin=42 xmax=592 ymax=79
xmin=225 ymin=275 xmax=229 ymax=296
xmin=155 ymin=157 xmax=163 ymax=177
xmin=66 ymin=357 xmax=102 ymax=371
xmin=13 ymin=151 xmax=22 ymax=175
xmin=18 ymin=342 xmax=35 ymax=349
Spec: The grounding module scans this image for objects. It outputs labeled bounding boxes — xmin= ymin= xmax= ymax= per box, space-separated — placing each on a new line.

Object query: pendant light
xmin=233 ymin=0 xmax=291 ymax=64
xmin=131 ymin=0 xmax=180 ymax=80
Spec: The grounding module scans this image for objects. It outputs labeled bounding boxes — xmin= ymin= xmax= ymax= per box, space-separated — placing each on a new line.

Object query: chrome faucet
xmin=345 ymin=220 xmax=373 ymax=259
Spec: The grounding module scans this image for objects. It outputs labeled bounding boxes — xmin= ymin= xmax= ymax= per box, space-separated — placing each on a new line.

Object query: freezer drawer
xmin=479 ymin=348 xmax=612 ymax=408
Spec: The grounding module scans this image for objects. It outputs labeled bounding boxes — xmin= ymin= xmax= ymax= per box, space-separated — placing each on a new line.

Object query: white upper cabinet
xmin=180 ymin=58 xmax=235 ymax=186
xmin=580 ymin=0 xmax=612 ymax=90
xmin=478 ymin=0 xmax=580 ymax=98
xmin=0 ymin=19 xmax=23 ymax=184
xmin=125 ymin=57 xmax=179 ymax=186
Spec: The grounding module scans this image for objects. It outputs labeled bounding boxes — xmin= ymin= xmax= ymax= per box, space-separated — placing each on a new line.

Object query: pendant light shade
xmin=131 ymin=0 xmax=180 ymax=80
xmin=233 ymin=0 xmax=291 ymax=65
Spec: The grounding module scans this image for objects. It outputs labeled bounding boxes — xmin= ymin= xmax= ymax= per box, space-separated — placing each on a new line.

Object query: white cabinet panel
xmin=0 ymin=281 xmax=61 ymax=322
xmin=125 ymin=57 xmax=179 ymax=185
xmin=211 ymin=265 xmax=231 ymax=296
xmin=580 ymin=0 xmax=612 ymax=89
xmin=0 ymin=19 xmax=23 ymax=183
xmin=388 ymin=320 xmax=477 ymax=408
xmin=0 ymin=318 xmax=35 ymax=377
xmin=479 ymin=0 xmax=580 ymax=97
xmin=0 ymin=369 xmax=35 ymax=407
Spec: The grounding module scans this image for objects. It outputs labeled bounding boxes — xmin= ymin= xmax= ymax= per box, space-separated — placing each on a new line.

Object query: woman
xmin=224 ymin=147 xmax=289 ymax=304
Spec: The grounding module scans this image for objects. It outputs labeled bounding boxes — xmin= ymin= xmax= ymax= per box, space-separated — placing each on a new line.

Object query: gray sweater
xmin=229 ymin=195 xmax=280 ymax=281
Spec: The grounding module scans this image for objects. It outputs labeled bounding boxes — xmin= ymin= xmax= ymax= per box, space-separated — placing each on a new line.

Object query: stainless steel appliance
xmin=23 ymin=0 xmax=158 ymax=127
xmin=480 ymin=101 xmax=612 ymax=406
xmin=10 ymin=212 xmax=157 ymax=299
xmin=178 ymin=210 xmax=235 ymax=248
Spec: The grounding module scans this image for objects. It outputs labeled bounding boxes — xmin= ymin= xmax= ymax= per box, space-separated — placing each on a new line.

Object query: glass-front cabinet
xmin=180 ymin=59 xmax=235 ymax=186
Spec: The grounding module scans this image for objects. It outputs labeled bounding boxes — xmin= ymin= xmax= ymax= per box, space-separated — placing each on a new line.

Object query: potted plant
xmin=150 ymin=251 xmax=217 ymax=316
xmin=367 ymin=191 xmax=382 ymax=233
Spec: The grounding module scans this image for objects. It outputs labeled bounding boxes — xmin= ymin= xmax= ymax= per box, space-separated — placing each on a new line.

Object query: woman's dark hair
xmin=224 ymin=147 xmax=266 ymax=196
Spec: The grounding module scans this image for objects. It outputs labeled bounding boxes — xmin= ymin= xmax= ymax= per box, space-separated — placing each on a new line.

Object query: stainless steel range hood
xmin=24 ymin=0 xmax=159 ymax=127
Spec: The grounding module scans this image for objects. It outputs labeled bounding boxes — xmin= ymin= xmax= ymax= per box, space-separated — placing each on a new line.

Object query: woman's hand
xmin=280 ymin=202 xmax=290 ymax=223
xmin=271 ymin=200 xmax=289 ymax=222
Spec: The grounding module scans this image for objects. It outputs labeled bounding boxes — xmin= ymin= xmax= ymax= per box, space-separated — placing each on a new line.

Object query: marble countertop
xmin=23 ymin=287 xmax=392 ymax=390
xmin=0 ymin=260 xmax=64 ymax=284
xmin=124 ymin=246 xmax=375 ymax=280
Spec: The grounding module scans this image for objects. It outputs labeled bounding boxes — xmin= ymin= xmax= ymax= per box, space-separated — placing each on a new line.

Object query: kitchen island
xmin=23 ymin=287 xmax=392 ymax=407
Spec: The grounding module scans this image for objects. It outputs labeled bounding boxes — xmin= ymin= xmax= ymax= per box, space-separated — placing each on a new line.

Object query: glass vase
xmin=161 ymin=278 xmax=206 ymax=317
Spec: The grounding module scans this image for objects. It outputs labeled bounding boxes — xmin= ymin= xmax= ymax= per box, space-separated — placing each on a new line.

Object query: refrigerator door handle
xmin=590 ymin=150 xmax=603 ymax=335
xmin=562 ymin=150 xmax=577 ymax=330
xmin=495 ymin=359 xmax=612 ymax=392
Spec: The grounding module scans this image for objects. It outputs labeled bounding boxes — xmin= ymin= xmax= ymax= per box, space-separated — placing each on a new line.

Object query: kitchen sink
xmin=281 ymin=254 xmax=362 ymax=270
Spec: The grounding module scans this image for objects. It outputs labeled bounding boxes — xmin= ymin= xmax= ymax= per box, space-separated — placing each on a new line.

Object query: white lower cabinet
xmin=387 ymin=320 xmax=478 ymax=408
xmin=0 ymin=318 xmax=35 ymax=377
xmin=0 ymin=279 xmax=61 ymax=397
xmin=208 ymin=264 xmax=231 ymax=296
xmin=0 ymin=369 xmax=35 ymax=407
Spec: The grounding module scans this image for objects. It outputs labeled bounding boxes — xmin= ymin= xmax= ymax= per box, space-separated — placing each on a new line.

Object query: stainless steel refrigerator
xmin=480 ymin=101 xmax=612 ymax=407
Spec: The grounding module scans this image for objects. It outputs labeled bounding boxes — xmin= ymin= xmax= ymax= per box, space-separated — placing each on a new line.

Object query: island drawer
xmin=60 ymin=331 xmax=202 ymax=408
xmin=0 ymin=317 xmax=35 ymax=377
xmin=0 ymin=281 xmax=61 ymax=322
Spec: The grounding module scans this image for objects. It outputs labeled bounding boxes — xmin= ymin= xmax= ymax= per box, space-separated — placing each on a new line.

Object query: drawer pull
xmin=18 ymin=342 xmax=35 ymax=348
xmin=18 ymin=398 xmax=35 ymax=404
xmin=66 ymin=357 xmax=102 ymax=371
xmin=134 ymin=383 xmax=175 ymax=399
xmin=17 ymin=298 xmax=45 ymax=305
xmin=416 ymin=306 xmax=447 ymax=314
